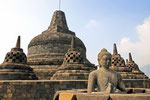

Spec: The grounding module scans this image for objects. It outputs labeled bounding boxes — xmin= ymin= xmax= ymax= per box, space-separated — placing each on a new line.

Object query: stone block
xmin=7 ymin=89 xmax=11 ymax=93
xmin=59 ymin=93 xmax=76 ymax=100
xmin=110 ymin=94 xmax=150 ymax=100
xmin=76 ymin=93 xmax=109 ymax=100
xmin=7 ymin=93 xmax=13 ymax=98
xmin=145 ymin=89 xmax=150 ymax=93
xmin=3 ymin=93 xmax=7 ymax=98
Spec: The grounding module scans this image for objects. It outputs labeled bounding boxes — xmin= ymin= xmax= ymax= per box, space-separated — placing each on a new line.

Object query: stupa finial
xmin=71 ymin=36 xmax=76 ymax=49
xmin=59 ymin=0 xmax=61 ymax=10
xmin=113 ymin=43 xmax=118 ymax=55
xmin=126 ymin=59 xmax=128 ymax=63
xmin=48 ymin=10 xmax=69 ymax=32
xmin=129 ymin=53 xmax=133 ymax=62
xmin=16 ymin=36 xmax=20 ymax=48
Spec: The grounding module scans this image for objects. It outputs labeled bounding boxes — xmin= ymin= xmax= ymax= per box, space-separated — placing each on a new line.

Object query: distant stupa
xmin=110 ymin=43 xmax=148 ymax=81
xmin=0 ymin=36 xmax=38 ymax=80
xmin=126 ymin=53 xmax=140 ymax=71
xmin=111 ymin=43 xmax=126 ymax=67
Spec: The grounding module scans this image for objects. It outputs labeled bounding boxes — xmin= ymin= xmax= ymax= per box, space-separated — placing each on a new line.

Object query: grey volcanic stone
xmin=54 ymin=90 xmax=150 ymax=100
xmin=111 ymin=43 xmax=126 ymax=67
xmin=110 ymin=94 xmax=150 ymax=100
xmin=27 ymin=10 xmax=94 ymax=80
xmin=27 ymin=10 xmax=87 ymax=65
xmin=126 ymin=53 xmax=140 ymax=71
xmin=51 ymin=36 xmax=95 ymax=80
xmin=77 ymin=93 xmax=110 ymax=100
xmin=110 ymin=43 xmax=149 ymax=80
xmin=88 ymin=48 xmax=125 ymax=94
xmin=0 ymin=36 xmax=38 ymax=80
xmin=28 ymin=33 xmax=86 ymax=65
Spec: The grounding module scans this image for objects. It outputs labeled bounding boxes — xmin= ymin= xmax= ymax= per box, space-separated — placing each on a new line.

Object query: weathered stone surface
xmin=110 ymin=94 xmax=150 ymax=100
xmin=111 ymin=43 xmax=126 ymax=67
xmin=125 ymin=53 xmax=149 ymax=79
xmin=0 ymin=36 xmax=38 ymax=80
xmin=88 ymin=48 xmax=125 ymax=94
xmin=27 ymin=10 xmax=87 ymax=65
xmin=110 ymin=43 xmax=131 ymax=78
xmin=27 ymin=10 xmax=94 ymax=80
xmin=0 ymin=80 xmax=149 ymax=100
xmin=31 ymin=65 xmax=59 ymax=80
xmin=54 ymin=90 xmax=150 ymax=100
xmin=59 ymin=93 xmax=76 ymax=100
xmin=0 ymin=10 xmax=150 ymax=100
xmin=110 ymin=43 xmax=149 ymax=88
xmin=48 ymin=11 xmax=74 ymax=34
xmin=0 ymin=80 xmax=87 ymax=100
xmin=126 ymin=52 xmax=148 ymax=79
xmin=77 ymin=93 xmax=109 ymax=100
xmin=51 ymin=36 xmax=95 ymax=80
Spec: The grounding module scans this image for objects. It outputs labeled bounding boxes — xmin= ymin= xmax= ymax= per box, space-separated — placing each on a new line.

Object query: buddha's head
xmin=98 ymin=48 xmax=112 ymax=69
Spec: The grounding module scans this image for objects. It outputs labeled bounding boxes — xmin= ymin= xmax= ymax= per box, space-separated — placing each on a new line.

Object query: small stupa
xmin=0 ymin=36 xmax=38 ymax=80
xmin=110 ymin=43 xmax=132 ymax=79
xmin=126 ymin=53 xmax=148 ymax=79
xmin=110 ymin=43 xmax=149 ymax=80
xmin=111 ymin=43 xmax=126 ymax=67
xmin=51 ymin=36 xmax=95 ymax=80
xmin=126 ymin=53 xmax=139 ymax=71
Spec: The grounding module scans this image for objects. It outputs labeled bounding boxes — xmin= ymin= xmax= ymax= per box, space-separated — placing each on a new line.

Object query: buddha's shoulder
xmin=109 ymin=69 xmax=120 ymax=75
xmin=89 ymin=70 xmax=100 ymax=76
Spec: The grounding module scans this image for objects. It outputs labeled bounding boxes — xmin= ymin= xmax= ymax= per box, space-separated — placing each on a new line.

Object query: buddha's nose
xmin=107 ymin=60 xmax=110 ymax=64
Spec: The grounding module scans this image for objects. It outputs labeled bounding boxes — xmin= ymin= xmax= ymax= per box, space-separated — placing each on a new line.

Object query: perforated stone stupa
xmin=27 ymin=10 xmax=95 ymax=80
xmin=126 ymin=53 xmax=148 ymax=79
xmin=111 ymin=43 xmax=126 ymax=67
xmin=110 ymin=43 xmax=132 ymax=79
xmin=51 ymin=36 xmax=95 ymax=80
xmin=126 ymin=53 xmax=139 ymax=71
xmin=0 ymin=36 xmax=38 ymax=80
xmin=110 ymin=43 xmax=148 ymax=80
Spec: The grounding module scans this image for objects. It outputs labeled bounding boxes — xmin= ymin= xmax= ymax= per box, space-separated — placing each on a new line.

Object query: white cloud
xmin=118 ymin=16 xmax=150 ymax=67
xmin=85 ymin=19 xmax=99 ymax=31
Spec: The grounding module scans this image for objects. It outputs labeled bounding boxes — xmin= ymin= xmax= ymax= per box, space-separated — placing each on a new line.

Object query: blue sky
xmin=0 ymin=0 xmax=150 ymax=70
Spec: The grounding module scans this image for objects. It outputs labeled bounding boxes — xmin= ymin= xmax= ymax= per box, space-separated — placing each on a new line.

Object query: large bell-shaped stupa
xmin=27 ymin=10 xmax=95 ymax=80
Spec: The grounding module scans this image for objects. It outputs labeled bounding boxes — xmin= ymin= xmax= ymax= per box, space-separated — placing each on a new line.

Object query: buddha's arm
xmin=87 ymin=72 xmax=96 ymax=94
xmin=117 ymin=74 xmax=126 ymax=91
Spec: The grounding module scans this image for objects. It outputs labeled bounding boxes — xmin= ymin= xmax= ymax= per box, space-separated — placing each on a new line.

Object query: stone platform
xmin=58 ymin=92 xmax=150 ymax=100
xmin=0 ymin=80 xmax=87 ymax=100
xmin=0 ymin=79 xmax=149 ymax=100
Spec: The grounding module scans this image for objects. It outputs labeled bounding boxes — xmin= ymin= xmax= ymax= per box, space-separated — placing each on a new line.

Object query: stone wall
xmin=59 ymin=92 xmax=150 ymax=100
xmin=0 ymin=79 xmax=149 ymax=100
xmin=124 ymin=79 xmax=150 ymax=88
xmin=0 ymin=80 xmax=87 ymax=100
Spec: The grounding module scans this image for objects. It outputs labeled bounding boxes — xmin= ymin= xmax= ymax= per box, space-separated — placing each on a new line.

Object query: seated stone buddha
xmin=88 ymin=48 xmax=126 ymax=93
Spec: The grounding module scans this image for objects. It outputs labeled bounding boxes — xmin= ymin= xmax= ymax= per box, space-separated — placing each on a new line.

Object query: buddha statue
xmin=87 ymin=48 xmax=125 ymax=93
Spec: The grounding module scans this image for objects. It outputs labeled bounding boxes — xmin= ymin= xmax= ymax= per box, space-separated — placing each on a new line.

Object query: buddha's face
xmin=99 ymin=55 xmax=111 ymax=69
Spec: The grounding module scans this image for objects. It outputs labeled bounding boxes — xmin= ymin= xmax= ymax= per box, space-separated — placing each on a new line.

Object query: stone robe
xmin=88 ymin=67 xmax=125 ymax=93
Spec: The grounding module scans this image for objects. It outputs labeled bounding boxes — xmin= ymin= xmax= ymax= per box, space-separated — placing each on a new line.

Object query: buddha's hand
xmin=113 ymin=87 xmax=121 ymax=93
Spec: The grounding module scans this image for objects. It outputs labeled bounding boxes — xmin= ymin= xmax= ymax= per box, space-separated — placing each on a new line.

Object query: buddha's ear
xmin=98 ymin=59 xmax=101 ymax=66
xmin=97 ymin=66 xmax=100 ymax=70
